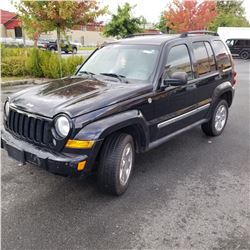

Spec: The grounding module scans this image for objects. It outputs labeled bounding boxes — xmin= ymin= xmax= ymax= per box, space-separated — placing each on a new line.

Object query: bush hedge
xmin=1 ymin=46 xmax=84 ymax=79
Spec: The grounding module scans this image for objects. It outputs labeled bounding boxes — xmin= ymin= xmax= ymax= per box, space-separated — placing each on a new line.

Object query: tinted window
xmin=165 ymin=44 xmax=193 ymax=80
xmin=193 ymin=42 xmax=210 ymax=75
xmin=226 ymin=40 xmax=234 ymax=46
xmin=235 ymin=40 xmax=245 ymax=46
xmin=212 ymin=40 xmax=231 ymax=70
xmin=204 ymin=42 xmax=216 ymax=71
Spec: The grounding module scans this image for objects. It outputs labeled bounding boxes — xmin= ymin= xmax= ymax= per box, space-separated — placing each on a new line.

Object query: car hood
xmin=9 ymin=77 xmax=151 ymax=118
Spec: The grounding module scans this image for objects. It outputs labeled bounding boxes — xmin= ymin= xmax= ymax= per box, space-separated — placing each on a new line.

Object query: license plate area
xmin=26 ymin=153 xmax=41 ymax=166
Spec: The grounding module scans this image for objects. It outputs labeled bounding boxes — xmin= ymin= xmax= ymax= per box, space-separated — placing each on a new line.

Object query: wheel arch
xmin=220 ymin=90 xmax=233 ymax=107
xmin=212 ymin=81 xmax=234 ymax=107
xmin=206 ymin=81 xmax=234 ymax=120
xmin=73 ymin=110 xmax=150 ymax=153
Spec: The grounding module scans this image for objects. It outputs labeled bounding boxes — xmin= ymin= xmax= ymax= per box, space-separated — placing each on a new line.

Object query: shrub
xmin=1 ymin=45 xmax=30 ymax=57
xmin=63 ymin=56 xmax=84 ymax=76
xmin=25 ymin=48 xmax=44 ymax=77
xmin=1 ymin=47 xmax=85 ymax=79
xmin=40 ymin=52 xmax=62 ymax=78
xmin=1 ymin=56 xmax=28 ymax=77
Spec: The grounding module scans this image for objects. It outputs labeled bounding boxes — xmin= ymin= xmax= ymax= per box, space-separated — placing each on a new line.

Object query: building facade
xmin=1 ymin=9 xmax=22 ymax=38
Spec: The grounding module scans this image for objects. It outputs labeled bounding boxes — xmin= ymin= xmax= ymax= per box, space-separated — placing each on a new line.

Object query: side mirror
xmin=163 ymin=72 xmax=188 ymax=87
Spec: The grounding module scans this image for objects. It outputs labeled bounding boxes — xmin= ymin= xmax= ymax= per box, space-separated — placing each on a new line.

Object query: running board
xmin=147 ymin=119 xmax=207 ymax=151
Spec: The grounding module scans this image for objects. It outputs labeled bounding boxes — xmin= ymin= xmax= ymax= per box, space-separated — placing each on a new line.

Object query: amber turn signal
xmin=65 ymin=140 xmax=94 ymax=149
xmin=77 ymin=161 xmax=86 ymax=171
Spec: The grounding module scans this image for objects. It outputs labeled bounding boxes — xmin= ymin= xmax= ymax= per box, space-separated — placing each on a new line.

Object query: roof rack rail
xmin=180 ymin=30 xmax=218 ymax=38
xmin=125 ymin=32 xmax=162 ymax=38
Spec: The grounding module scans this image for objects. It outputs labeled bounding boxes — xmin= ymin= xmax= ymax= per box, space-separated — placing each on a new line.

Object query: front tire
xmin=202 ymin=99 xmax=228 ymax=136
xmin=97 ymin=133 xmax=135 ymax=195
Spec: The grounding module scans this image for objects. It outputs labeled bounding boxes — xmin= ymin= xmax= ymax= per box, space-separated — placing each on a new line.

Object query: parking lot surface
xmin=1 ymin=59 xmax=250 ymax=250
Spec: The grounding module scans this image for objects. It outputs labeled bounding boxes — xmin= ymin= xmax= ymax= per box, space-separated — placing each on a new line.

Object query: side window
xmin=235 ymin=40 xmax=244 ymax=46
xmin=212 ymin=40 xmax=231 ymax=71
xmin=165 ymin=44 xmax=193 ymax=80
xmin=204 ymin=42 xmax=216 ymax=72
xmin=193 ymin=42 xmax=210 ymax=76
xmin=226 ymin=39 xmax=234 ymax=47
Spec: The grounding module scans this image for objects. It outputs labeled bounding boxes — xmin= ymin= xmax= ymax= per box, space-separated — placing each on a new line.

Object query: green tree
xmin=103 ymin=3 xmax=144 ymax=38
xmin=155 ymin=12 xmax=170 ymax=33
xmin=16 ymin=1 xmax=106 ymax=57
xmin=209 ymin=0 xmax=249 ymax=31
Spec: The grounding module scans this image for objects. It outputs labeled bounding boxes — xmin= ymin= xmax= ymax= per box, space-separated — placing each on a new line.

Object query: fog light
xmin=77 ymin=161 xmax=86 ymax=171
xmin=65 ymin=140 xmax=94 ymax=149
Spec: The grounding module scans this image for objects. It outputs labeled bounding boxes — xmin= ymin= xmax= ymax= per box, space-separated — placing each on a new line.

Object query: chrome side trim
xmin=149 ymin=119 xmax=207 ymax=151
xmin=157 ymin=103 xmax=210 ymax=129
xmin=222 ymin=67 xmax=232 ymax=73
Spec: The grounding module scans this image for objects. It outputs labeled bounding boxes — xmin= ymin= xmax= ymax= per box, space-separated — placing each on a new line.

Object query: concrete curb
xmin=1 ymin=78 xmax=49 ymax=87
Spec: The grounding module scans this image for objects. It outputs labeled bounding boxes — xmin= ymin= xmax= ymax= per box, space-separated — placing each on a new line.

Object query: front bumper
xmin=1 ymin=129 xmax=88 ymax=176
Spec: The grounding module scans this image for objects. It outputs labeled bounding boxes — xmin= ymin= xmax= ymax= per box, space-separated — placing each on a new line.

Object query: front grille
xmin=7 ymin=109 xmax=52 ymax=147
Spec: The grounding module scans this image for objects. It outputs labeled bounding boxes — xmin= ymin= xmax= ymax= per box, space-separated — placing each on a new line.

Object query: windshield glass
xmin=77 ymin=44 xmax=160 ymax=82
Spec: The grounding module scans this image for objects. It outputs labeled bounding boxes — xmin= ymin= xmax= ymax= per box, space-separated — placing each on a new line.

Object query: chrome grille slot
xmin=7 ymin=109 xmax=52 ymax=147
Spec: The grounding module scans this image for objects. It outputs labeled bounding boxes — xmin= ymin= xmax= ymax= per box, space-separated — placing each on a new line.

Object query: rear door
xmin=191 ymin=41 xmax=218 ymax=109
xmin=192 ymin=40 xmax=232 ymax=112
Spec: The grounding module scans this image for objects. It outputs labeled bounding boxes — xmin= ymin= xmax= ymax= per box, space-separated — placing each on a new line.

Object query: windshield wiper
xmin=77 ymin=70 xmax=95 ymax=78
xmin=78 ymin=70 xmax=96 ymax=77
xmin=100 ymin=73 xmax=128 ymax=83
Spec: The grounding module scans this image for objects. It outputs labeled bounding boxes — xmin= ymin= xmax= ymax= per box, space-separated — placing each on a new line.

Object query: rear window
xmin=212 ymin=40 xmax=231 ymax=70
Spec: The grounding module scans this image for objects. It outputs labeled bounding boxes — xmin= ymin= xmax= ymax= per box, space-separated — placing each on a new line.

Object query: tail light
xmin=232 ymin=71 xmax=237 ymax=86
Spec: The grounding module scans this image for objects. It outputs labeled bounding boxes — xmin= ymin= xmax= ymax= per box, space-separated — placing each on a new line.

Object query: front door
xmin=151 ymin=43 xmax=197 ymax=141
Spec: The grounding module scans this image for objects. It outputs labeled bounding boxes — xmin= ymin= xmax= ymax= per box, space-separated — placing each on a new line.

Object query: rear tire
xmin=240 ymin=50 xmax=250 ymax=60
xmin=97 ymin=133 xmax=135 ymax=196
xmin=201 ymin=99 xmax=228 ymax=136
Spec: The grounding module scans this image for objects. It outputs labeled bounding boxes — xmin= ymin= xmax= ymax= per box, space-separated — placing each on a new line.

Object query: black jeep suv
xmin=38 ymin=39 xmax=78 ymax=54
xmin=226 ymin=38 xmax=250 ymax=60
xmin=2 ymin=31 xmax=236 ymax=195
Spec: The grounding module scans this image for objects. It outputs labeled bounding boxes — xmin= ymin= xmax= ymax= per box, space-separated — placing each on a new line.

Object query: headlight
xmin=4 ymin=101 xmax=10 ymax=117
xmin=55 ymin=116 xmax=70 ymax=138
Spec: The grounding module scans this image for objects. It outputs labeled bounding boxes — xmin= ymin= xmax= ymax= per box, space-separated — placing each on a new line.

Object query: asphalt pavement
xmin=1 ymin=59 xmax=250 ymax=250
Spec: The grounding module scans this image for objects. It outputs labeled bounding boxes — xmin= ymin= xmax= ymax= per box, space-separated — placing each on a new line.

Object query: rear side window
xmin=212 ymin=40 xmax=231 ymax=70
xmin=165 ymin=44 xmax=193 ymax=80
xmin=204 ymin=42 xmax=216 ymax=72
xmin=193 ymin=42 xmax=211 ymax=76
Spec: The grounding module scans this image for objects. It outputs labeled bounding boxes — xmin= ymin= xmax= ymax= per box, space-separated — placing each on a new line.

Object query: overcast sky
xmin=2 ymin=0 xmax=250 ymax=24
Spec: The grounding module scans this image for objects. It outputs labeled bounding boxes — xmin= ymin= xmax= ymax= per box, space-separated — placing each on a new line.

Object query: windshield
xmin=77 ymin=44 xmax=160 ymax=82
